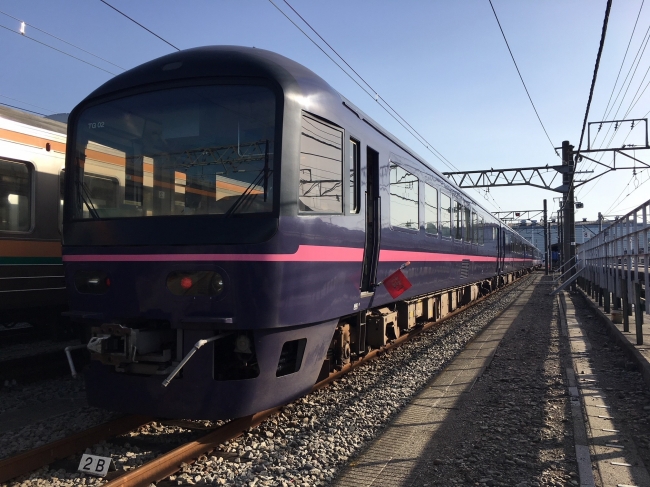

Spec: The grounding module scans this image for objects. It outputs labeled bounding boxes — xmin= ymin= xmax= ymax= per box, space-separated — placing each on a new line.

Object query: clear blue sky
xmin=1 ymin=0 xmax=648 ymax=223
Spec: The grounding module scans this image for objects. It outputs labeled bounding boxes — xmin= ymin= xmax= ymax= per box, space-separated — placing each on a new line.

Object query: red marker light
xmin=105 ymin=278 xmax=111 ymax=287
xmin=180 ymin=277 xmax=193 ymax=289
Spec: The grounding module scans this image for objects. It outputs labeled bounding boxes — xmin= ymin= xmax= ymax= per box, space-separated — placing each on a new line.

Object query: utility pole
xmin=544 ymin=200 xmax=548 ymax=276
xmin=561 ymin=141 xmax=576 ymax=290
xmin=598 ymin=211 xmax=603 ymax=232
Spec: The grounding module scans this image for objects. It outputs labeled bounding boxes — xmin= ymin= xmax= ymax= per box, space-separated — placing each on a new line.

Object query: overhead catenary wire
xmin=0 ymin=94 xmax=56 ymax=114
xmin=278 ymin=0 xmax=457 ymax=172
xmin=0 ymin=101 xmax=46 ymax=116
xmin=487 ymin=0 xmax=557 ymax=156
xmin=0 ymin=23 xmax=117 ymax=76
xmin=98 ymin=0 xmax=179 ymax=52
xmin=268 ymin=0 xmax=512 ymax=215
xmin=591 ymin=0 xmax=644 ymax=149
xmin=577 ymin=0 xmax=613 ymax=153
xmin=0 ymin=9 xmax=126 ymax=71
xmin=267 ymin=0 xmax=460 ymax=173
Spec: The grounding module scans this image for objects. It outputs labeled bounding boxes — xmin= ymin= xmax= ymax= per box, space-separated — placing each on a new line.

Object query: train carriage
xmin=62 ymin=46 xmax=541 ymax=419
xmin=0 ymin=106 xmax=67 ymax=331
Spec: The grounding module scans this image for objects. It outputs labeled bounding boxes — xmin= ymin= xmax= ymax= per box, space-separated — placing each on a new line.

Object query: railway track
xmin=0 ymin=272 xmax=535 ymax=487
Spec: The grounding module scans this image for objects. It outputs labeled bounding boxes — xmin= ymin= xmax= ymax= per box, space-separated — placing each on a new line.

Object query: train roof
xmin=79 ymin=47 xmax=486 ymax=203
xmin=0 ymin=104 xmax=67 ymax=134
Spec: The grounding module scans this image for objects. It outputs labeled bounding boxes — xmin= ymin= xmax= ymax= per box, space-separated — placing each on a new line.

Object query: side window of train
xmin=464 ymin=205 xmax=471 ymax=243
xmin=440 ymin=192 xmax=452 ymax=237
xmin=424 ymin=183 xmax=438 ymax=235
xmin=299 ymin=114 xmax=343 ymax=213
xmin=389 ymin=163 xmax=418 ymax=230
xmin=479 ymin=216 xmax=485 ymax=245
xmin=454 ymin=200 xmax=462 ymax=240
xmin=0 ymin=158 xmax=32 ymax=232
xmin=349 ymin=138 xmax=360 ymax=213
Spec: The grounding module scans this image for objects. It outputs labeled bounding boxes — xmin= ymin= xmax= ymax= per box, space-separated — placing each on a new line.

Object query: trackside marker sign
xmin=78 ymin=454 xmax=114 ymax=477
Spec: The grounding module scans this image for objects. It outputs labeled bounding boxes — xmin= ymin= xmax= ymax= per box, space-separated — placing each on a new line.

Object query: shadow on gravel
xmin=395 ymin=274 xmax=580 ymax=487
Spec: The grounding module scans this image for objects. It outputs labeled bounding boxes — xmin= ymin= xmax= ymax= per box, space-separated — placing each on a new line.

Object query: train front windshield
xmin=71 ymin=85 xmax=276 ymax=220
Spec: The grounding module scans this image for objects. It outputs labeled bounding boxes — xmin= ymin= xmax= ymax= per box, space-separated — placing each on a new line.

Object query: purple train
xmin=62 ymin=46 xmax=541 ymax=419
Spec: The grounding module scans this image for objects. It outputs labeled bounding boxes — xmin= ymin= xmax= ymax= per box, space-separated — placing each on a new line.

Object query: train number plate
xmin=77 ymin=454 xmax=113 ymax=477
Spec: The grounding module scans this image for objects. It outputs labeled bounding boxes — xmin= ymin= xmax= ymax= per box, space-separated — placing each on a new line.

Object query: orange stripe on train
xmin=1 ymin=240 xmax=61 ymax=258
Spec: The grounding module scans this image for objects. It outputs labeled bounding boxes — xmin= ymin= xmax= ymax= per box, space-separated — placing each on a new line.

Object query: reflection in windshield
xmin=72 ymin=85 xmax=276 ymax=219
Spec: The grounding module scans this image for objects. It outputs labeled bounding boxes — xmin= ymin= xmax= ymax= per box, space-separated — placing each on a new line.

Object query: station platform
xmin=331 ymin=273 xmax=650 ymax=487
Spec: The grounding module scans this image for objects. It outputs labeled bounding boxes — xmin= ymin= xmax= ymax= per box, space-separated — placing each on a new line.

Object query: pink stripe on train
xmin=63 ymin=245 xmax=532 ymax=263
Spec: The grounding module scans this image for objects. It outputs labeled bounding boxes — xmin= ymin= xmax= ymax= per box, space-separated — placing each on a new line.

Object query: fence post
xmin=622 ymin=277 xmax=630 ymax=333
xmin=636 ymin=282 xmax=644 ymax=345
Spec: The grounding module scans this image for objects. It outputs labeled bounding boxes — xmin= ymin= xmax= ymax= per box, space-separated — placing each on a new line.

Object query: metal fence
xmin=578 ymin=198 xmax=649 ymax=343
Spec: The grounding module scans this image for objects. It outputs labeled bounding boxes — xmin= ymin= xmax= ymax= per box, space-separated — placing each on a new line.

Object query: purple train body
xmin=62 ymin=46 xmax=541 ymax=419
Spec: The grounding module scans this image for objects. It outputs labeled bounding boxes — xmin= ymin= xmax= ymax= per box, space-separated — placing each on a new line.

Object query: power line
xmin=0 ymin=94 xmax=56 ymax=113
xmin=487 ymin=0 xmax=557 ymax=156
xmin=267 ymin=0 xmax=460 ymax=173
xmin=0 ymin=101 xmax=46 ymax=116
xmin=0 ymin=22 xmax=117 ymax=75
xmin=595 ymin=0 xmax=644 ymax=139
xmin=577 ymin=0 xmax=613 ymax=153
xmin=279 ymin=0 xmax=457 ymax=171
xmin=98 ymin=0 xmax=179 ymax=51
xmin=0 ymin=9 xmax=126 ymax=71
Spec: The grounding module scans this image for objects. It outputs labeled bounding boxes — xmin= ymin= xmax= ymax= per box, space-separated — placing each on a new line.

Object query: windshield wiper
xmin=224 ymin=168 xmax=271 ymax=217
xmin=224 ymin=140 xmax=270 ymax=217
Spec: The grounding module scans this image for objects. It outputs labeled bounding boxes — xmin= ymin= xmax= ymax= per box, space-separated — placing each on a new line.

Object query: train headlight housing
xmin=167 ymin=271 xmax=226 ymax=296
xmin=75 ymin=271 xmax=111 ymax=294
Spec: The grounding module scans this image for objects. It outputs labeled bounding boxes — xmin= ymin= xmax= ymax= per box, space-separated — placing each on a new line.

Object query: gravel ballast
xmin=3 ymin=277 xmax=596 ymax=487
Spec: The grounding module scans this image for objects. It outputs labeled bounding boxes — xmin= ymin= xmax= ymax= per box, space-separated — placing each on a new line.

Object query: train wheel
xmin=337 ymin=324 xmax=351 ymax=366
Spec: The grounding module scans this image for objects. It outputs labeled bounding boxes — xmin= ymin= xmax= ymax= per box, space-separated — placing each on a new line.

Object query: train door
xmin=361 ymin=147 xmax=380 ymax=293
xmin=496 ymin=225 xmax=505 ymax=274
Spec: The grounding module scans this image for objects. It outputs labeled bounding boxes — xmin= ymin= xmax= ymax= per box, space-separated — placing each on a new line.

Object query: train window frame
xmin=348 ymin=137 xmax=360 ymax=214
xmin=440 ymin=192 xmax=452 ymax=238
xmin=299 ymin=113 xmax=344 ymax=214
xmin=68 ymin=79 xmax=282 ymax=223
xmin=479 ymin=216 xmax=485 ymax=245
xmin=0 ymin=157 xmax=34 ymax=234
xmin=424 ymin=183 xmax=438 ymax=236
xmin=389 ymin=161 xmax=419 ymax=232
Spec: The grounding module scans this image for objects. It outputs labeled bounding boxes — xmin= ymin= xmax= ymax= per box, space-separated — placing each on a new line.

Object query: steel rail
xmin=0 ymin=415 xmax=151 ymax=483
xmin=102 ymin=271 xmax=535 ymax=487
xmin=1 ymin=269 xmax=535 ymax=485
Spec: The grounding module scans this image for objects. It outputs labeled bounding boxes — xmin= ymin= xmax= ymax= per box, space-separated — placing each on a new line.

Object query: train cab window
xmin=72 ymin=84 xmax=277 ymax=219
xmin=441 ymin=192 xmax=452 ymax=237
xmin=454 ymin=201 xmax=463 ymax=240
xmin=299 ymin=114 xmax=343 ymax=213
xmin=389 ymin=163 xmax=419 ymax=230
xmin=464 ymin=206 xmax=471 ymax=243
xmin=424 ymin=183 xmax=438 ymax=235
xmin=349 ymin=138 xmax=359 ymax=213
xmin=0 ymin=159 xmax=31 ymax=232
